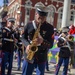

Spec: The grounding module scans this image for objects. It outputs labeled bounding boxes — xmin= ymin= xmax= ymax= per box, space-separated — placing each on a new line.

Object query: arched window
xmin=59 ymin=9 xmax=63 ymax=19
xmin=57 ymin=8 xmax=63 ymax=29
xmin=46 ymin=6 xmax=55 ymax=25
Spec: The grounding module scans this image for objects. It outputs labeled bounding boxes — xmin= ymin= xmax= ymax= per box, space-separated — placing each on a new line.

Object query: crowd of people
xmin=0 ymin=3 xmax=75 ymax=75
xmin=53 ymin=25 xmax=75 ymax=75
xmin=1 ymin=17 xmax=23 ymax=75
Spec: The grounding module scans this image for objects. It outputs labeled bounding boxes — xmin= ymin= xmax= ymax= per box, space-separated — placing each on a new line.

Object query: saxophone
xmin=26 ymin=22 xmax=41 ymax=62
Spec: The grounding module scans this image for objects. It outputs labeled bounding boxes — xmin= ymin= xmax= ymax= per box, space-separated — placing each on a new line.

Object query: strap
xmin=3 ymin=38 xmax=14 ymax=42
xmin=32 ymin=20 xmax=37 ymax=30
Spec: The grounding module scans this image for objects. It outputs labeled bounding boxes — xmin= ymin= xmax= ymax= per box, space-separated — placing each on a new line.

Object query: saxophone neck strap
xmin=32 ymin=20 xmax=37 ymax=30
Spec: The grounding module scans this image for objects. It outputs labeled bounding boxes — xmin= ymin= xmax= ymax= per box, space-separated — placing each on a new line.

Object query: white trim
xmin=35 ymin=2 xmax=45 ymax=7
xmin=5 ymin=27 xmax=11 ymax=32
xmin=8 ymin=0 xmax=15 ymax=6
xmin=32 ymin=20 xmax=37 ymax=29
xmin=8 ymin=2 xmax=20 ymax=14
xmin=47 ymin=4 xmax=56 ymax=12
xmin=4 ymin=38 xmax=13 ymax=42
xmin=58 ymin=7 xmax=63 ymax=12
xmin=70 ymin=9 xmax=75 ymax=12
xmin=25 ymin=0 xmax=32 ymax=5
xmin=52 ymin=0 xmax=63 ymax=3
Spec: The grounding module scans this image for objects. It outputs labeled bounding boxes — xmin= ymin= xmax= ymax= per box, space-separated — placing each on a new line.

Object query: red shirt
xmin=69 ymin=27 xmax=75 ymax=34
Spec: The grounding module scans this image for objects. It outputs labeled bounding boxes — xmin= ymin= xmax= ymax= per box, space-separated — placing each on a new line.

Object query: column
xmin=61 ymin=0 xmax=71 ymax=28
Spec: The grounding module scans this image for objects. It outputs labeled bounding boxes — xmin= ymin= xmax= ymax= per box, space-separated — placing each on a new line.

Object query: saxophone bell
xmin=30 ymin=46 xmax=38 ymax=52
xmin=26 ymin=45 xmax=38 ymax=61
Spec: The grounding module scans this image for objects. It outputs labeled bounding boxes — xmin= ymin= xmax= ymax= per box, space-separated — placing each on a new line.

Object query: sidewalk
xmin=48 ymin=63 xmax=75 ymax=75
xmin=11 ymin=59 xmax=75 ymax=75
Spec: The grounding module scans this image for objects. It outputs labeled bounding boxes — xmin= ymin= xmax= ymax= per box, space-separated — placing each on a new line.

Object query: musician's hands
xmin=14 ymin=38 xmax=18 ymax=43
xmin=37 ymin=35 xmax=43 ymax=45
xmin=26 ymin=35 xmax=43 ymax=53
xmin=26 ymin=45 xmax=30 ymax=54
xmin=33 ymin=35 xmax=43 ymax=46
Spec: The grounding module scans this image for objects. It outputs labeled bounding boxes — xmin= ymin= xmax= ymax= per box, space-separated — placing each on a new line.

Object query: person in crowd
xmin=54 ymin=28 xmax=59 ymax=36
xmin=69 ymin=25 xmax=75 ymax=34
xmin=21 ymin=4 xmax=54 ymax=75
xmin=1 ymin=21 xmax=7 ymax=28
xmin=55 ymin=30 xmax=71 ymax=75
xmin=67 ymin=35 xmax=75 ymax=71
xmin=14 ymin=28 xmax=23 ymax=70
xmin=1 ymin=17 xmax=15 ymax=75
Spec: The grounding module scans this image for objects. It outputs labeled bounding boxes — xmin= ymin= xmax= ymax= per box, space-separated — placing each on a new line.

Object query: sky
xmin=0 ymin=0 xmax=3 ymax=6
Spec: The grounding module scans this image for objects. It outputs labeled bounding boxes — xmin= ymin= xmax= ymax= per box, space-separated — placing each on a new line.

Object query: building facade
xmin=7 ymin=0 xmax=75 ymax=29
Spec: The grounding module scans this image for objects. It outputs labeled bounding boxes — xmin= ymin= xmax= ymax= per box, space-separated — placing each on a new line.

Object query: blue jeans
xmin=22 ymin=59 xmax=46 ymax=75
xmin=1 ymin=52 xmax=13 ymax=75
xmin=55 ymin=57 xmax=69 ymax=75
xmin=17 ymin=50 xmax=21 ymax=69
xmin=45 ymin=60 xmax=49 ymax=71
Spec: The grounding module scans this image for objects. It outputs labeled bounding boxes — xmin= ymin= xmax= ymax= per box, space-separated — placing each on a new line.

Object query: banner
xmin=48 ymin=36 xmax=59 ymax=64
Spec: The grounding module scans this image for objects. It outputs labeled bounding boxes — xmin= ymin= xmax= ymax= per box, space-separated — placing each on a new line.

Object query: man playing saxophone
xmin=22 ymin=4 xmax=54 ymax=75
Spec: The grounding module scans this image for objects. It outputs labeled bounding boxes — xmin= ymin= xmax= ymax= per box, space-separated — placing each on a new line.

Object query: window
xmin=60 ymin=14 xmax=62 ymax=19
xmin=70 ymin=11 xmax=74 ymax=21
xmin=26 ymin=9 xmax=30 ymax=15
xmin=59 ymin=9 xmax=63 ymax=19
xmin=71 ymin=0 xmax=75 ymax=3
xmin=46 ymin=7 xmax=55 ymax=24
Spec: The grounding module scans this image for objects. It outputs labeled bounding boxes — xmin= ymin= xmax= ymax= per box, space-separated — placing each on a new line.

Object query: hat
xmin=7 ymin=17 xmax=15 ymax=23
xmin=35 ymin=3 xmax=48 ymax=16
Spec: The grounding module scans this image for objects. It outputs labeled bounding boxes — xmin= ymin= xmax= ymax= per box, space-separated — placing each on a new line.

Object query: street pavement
xmin=3 ymin=37 xmax=75 ymax=75
xmin=6 ymin=59 xmax=75 ymax=75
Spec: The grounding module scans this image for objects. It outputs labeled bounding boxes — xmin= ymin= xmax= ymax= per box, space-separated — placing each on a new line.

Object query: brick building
xmin=7 ymin=0 xmax=75 ymax=29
